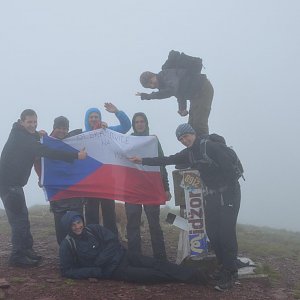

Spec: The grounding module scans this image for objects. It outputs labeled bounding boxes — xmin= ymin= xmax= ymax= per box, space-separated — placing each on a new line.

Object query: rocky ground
xmin=0 ymin=206 xmax=299 ymax=300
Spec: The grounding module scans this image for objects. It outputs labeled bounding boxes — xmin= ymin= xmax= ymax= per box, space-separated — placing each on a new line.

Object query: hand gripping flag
xmin=41 ymin=129 xmax=166 ymax=205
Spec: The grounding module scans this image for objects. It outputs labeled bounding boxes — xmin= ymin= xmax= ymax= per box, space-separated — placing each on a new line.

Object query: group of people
xmin=0 ymin=51 xmax=242 ymax=292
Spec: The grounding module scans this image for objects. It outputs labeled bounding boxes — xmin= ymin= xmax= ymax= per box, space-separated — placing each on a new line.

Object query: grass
xmin=1 ymin=205 xmax=299 ymax=262
xmin=159 ymin=207 xmax=300 ymax=262
xmin=1 ymin=205 xmax=300 ymax=265
xmin=10 ymin=277 xmax=27 ymax=284
xmin=0 ymin=217 xmax=10 ymax=235
xmin=64 ymin=279 xmax=75 ymax=286
xmin=237 ymin=224 xmax=300 ymax=261
xmin=293 ymin=283 xmax=300 ymax=299
xmin=254 ymin=263 xmax=280 ymax=282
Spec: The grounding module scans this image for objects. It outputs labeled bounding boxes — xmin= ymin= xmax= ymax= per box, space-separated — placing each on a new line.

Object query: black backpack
xmin=161 ymin=50 xmax=203 ymax=74
xmin=199 ymin=134 xmax=245 ymax=181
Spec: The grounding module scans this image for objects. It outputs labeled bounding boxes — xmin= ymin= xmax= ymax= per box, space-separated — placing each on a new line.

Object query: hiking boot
xmin=9 ymin=256 xmax=39 ymax=268
xmin=23 ymin=248 xmax=42 ymax=261
xmin=195 ymin=269 xmax=209 ymax=285
xmin=209 ymin=269 xmax=222 ymax=281
xmin=232 ymin=271 xmax=238 ymax=281
xmin=214 ymin=269 xmax=233 ymax=291
xmin=210 ymin=269 xmax=238 ymax=282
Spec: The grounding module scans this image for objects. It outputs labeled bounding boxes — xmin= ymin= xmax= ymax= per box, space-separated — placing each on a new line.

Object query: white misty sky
xmin=0 ymin=0 xmax=299 ymax=231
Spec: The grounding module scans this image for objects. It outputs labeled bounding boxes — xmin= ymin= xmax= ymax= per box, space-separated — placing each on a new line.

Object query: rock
xmin=45 ymin=279 xmax=59 ymax=283
xmin=0 ymin=279 xmax=9 ymax=289
xmin=270 ymin=288 xmax=290 ymax=300
xmin=88 ymin=278 xmax=98 ymax=283
xmin=0 ymin=290 xmax=5 ymax=299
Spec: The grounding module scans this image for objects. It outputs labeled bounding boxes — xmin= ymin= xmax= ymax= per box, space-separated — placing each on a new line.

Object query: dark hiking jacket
xmin=59 ymin=211 xmax=125 ymax=279
xmin=140 ymin=69 xmax=208 ymax=112
xmin=0 ymin=122 xmax=78 ymax=187
xmin=142 ymin=137 xmax=239 ymax=190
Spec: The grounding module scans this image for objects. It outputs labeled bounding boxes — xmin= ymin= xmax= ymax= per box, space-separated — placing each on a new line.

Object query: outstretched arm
xmin=33 ymin=139 xmax=87 ymax=162
xmin=105 ymin=102 xmax=131 ymax=134
xmin=137 ymin=89 xmax=174 ymax=100
xmin=177 ymin=98 xmax=189 ymax=116
xmin=129 ymin=149 xmax=190 ymax=167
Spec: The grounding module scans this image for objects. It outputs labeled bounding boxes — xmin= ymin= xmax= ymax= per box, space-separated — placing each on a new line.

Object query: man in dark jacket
xmin=34 ymin=116 xmax=84 ymax=245
xmin=125 ymin=112 xmax=171 ymax=260
xmin=129 ymin=123 xmax=242 ymax=291
xmin=136 ymin=54 xmax=214 ymax=137
xmin=0 ymin=109 xmax=87 ymax=268
xmin=59 ymin=210 xmax=207 ymax=285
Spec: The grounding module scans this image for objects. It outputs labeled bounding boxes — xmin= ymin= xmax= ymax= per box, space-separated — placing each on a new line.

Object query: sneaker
xmin=9 ymin=256 xmax=39 ymax=268
xmin=23 ymin=249 xmax=42 ymax=261
xmin=214 ymin=269 xmax=233 ymax=291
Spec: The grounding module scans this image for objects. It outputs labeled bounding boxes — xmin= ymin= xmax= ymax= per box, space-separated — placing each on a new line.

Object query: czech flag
xmin=41 ymin=129 xmax=166 ymax=205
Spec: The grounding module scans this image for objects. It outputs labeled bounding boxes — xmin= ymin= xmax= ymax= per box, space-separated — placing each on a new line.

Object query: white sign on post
xmin=181 ymin=169 xmax=208 ymax=257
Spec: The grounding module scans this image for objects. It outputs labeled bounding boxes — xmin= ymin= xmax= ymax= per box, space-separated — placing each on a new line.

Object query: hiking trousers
xmin=0 ymin=186 xmax=33 ymax=259
xmin=50 ymin=198 xmax=83 ymax=245
xmin=111 ymin=253 xmax=206 ymax=284
xmin=204 ymin=181 xmax=241 ymax=272
xmin=84 ymin=198 xmax=118 ymax=235
xmin=125 ymin=203 xmax=167 ymax=260
xmin=188 ymin=79 xmax=214 ymax=136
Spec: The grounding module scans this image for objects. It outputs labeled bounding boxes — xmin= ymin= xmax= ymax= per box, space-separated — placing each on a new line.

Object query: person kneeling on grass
xmin=59 ymin=211 xmax=207 ymax=285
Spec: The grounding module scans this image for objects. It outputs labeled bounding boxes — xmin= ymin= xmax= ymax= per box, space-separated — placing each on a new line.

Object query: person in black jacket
xmin=0 ymin=109 xmax=87 ymax=268
xmin=136 ymin=55 xmax=214 ymax=137
xmin=125 ymin=112 xmax=171 ymax=260
xmin=59 ymin=210 xmax=207 ymax=285
xmin=129 ymin=123 xmax=242 ymax=291
xmin=34 ymin=116 xmax=84 ymax=245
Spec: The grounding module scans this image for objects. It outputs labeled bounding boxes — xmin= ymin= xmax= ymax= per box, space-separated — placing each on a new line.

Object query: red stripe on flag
xmin=49 ymin=164 xmax=166 ymax=205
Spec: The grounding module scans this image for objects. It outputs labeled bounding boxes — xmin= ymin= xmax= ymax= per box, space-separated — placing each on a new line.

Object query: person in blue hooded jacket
xmin=83 ymin=102 xmax=131 ymax=235
xmin=59 ymin=211 xmax=208 ymax=284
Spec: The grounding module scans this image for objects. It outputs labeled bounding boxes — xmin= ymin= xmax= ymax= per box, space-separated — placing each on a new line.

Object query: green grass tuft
xmin=237 ymin=224 xmax=300 ymax=261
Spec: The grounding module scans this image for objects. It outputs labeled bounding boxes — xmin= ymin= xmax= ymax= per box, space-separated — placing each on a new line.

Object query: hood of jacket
xmin=131 ymin=112 xmax=149 ymax=136
xmin=61 ymin=211 xmax=84 ymax=235
xmin=84 ymin=108 xmax=101 ymax=131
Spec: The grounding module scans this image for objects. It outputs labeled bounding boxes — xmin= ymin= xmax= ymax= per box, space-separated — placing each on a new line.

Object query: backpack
xmin=199 ymin=134 xmax=245 ymax=181
xmin=161 ymin=50 xmax=203 ymax=74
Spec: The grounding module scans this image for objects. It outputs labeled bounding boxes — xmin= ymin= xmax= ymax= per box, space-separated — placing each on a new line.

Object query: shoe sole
xmin=214 ymin=284 xmax=232 ymax=292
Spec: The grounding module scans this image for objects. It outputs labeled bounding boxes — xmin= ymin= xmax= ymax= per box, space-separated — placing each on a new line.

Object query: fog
xmin=0 ymin=1 xmax=299 ymax=231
